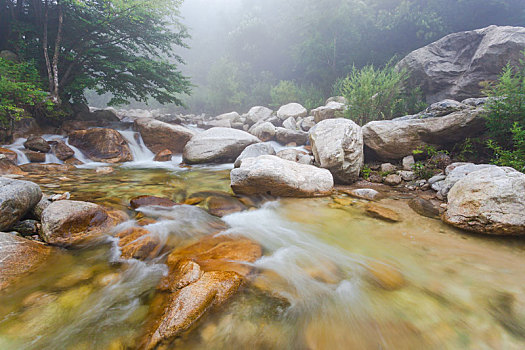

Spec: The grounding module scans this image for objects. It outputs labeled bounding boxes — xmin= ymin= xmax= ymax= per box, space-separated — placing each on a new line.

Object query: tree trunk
xmin=51 ymin=0 xmax=63 ymax=104
xmin=42 ymin=0 xmax=54 ymax=93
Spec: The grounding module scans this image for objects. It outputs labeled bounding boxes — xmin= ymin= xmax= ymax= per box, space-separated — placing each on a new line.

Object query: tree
xmin=0 ymin=0 xmax=191 ymax=108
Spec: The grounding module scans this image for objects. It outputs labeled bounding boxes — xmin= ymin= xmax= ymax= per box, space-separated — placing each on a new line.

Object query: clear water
xmin=1 ymin=134 xmax=525 ymax=349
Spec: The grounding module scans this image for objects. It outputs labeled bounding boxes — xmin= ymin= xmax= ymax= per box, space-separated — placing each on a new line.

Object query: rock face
xmin=397 ymin=25 xmax=525 ymax=103
xmin=362 ymin=107 xmax=485 ymax=161
xmin=24 ymin=135 xmax=50 ymax=153
xmin=231 ymin=155 xmax=334 ymax=197
xmin=234 ymin=143 xmax=276 ymax=168
xmin=183 ymin=127 xmax=259 ymax=164
xmin=68 ymin=128 xmax=132 ymax=163
xmin=142 ymin=235 xmax=262 ymax=349
xmin=277 ymin=103 xmax=307 ymax=121
xmin=135 ymin=118 xmax=195 ymax=153
xmin=309 ymin=119 xmax=363 ymax=184
xmin=40 ymin=200 xmax=122 ymax=245
xmin=311 ymin=101 xmax=345 ymax=123
xmin=0 ymin=178 xmax=42 ymax=231
xmin=443 ymin=166 xmax=525 ymax=235
xmin=0 ymin=233 xmax=53 ymax=290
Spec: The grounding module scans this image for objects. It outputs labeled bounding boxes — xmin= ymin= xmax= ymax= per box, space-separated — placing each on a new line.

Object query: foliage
xmin=270 ymin=81 xmax=325 ymax=110
xmin=487 ymin=123 xmax=525 ymax=172
xmin=1 ymin=0 xmax=190 ymax=107
xmin=0 ymin=58 xmax=51 ymax=139
xmin=361 ymin=165 xmax=371 ymax=180
xmin=483 ymin=52 xmax=525 ymax=172
xmin=339 ymin=62 xmax=424 ymax=125
xmin=411 ymin=161 xmax=434 ymax=180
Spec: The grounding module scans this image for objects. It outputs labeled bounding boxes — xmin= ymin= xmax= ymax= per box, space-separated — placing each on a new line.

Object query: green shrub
xmin=270 ymin=80 xmax=325 ymax=110
xmin=339 ymin=61 xmax=425 ymax=126
xmin=0 ymin=58 xmax=51 ymax=141
xmin=484 ymin=51 xmax=525 ymax=172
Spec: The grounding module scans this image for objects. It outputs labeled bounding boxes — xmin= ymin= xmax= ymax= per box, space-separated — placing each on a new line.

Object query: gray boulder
xmin=443 ymin=166 xmax=525 ymax=235
xmin=245 ymin=106 xmax=273 ymax=126
xmin=282 ymin=117 xmax=298 ymax=130
xmin=311 ymin=101 xmax=346 ymax=123
xmin=231 ymin=155 xmax=333 ymax=197
xmin=433 ymin=163 xmax=496 ymax=198
xmin=362 ymin=107 xmax=485 ymax=161
xmin=24 ymin=135 xmax=50 ymax=153
xmin=249 ymin=121 xmax=276 ymax=142
xmin=275 ymin=127 xmax=308 ymax=145
xmin=309 ymin=119 xmax=363 ymax=184
xmin=397 ymin=25 xmax=525 ymax=103
xmin=0 ymin=178 xmax=42 ymax=231
xmin=277 ymin=103 xmax=307 ymax=121
xmin=183 ymin=127 xmax=260 ymax=164
xmin=234 ymin=143 xmax=276 ymax=168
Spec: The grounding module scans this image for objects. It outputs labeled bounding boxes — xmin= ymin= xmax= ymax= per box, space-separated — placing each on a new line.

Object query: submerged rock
xmin=130 ymin=195 xmax=178 ymax=209
xmin=183 ymin=127 xmax=260 ymax=164
xmin=409 ymin=197 xmax=440 ymax=218
xmin=20 ymin=163 xmax=75 ymax=173
xmin=0 ymin=177 xmax=42 ymax=231
xmin=206 ymin=195 xmax=246 ymax=217
xmin=231 ymin=155 xmax=334 ymax=197
xmin=0 ymin=232 xmax=53 ymax=290
xmin=135 ymin=117 xmax=195 ymax=153
xmin=309 ymin=118 xmax=363 ymax=184
xmin=365 ymin=203 xmax=401 ymax=222
xmin=153 ymin=149 xmax=172 ymax=162
xmin=443 ymin=166 xmax=525 ymax=235
xmin=68 ymin=128 xmax=132 ymax=163
xmin=40 ymin=200 xmax=124 ymax=246
xmin=115 ymin=226 xmax=162 ymax=260
xmin=141 ymin=234 xmax=262 ymax=349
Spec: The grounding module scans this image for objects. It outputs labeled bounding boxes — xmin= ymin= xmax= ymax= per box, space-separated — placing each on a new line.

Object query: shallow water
xmin=2 ymin=138 xmax=525 ymax=349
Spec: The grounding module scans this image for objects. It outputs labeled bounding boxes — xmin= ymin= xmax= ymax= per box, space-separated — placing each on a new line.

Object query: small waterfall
xmin=4 ymin=138 xmax=30 ymax=165
xmin=118 ymin=130 xmax=155 ymax=162
xmin=64 ymin=138 xmax=93 ymax=164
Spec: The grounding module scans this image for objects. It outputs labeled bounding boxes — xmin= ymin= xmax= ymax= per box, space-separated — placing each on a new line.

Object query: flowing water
xmin=1 ymin=131 xmax=525 ymax=349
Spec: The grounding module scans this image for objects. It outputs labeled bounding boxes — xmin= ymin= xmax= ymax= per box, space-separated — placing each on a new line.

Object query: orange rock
xmin=68 ymin=128 xmax=132 ymax=163
xmin=365 ymin=260 xmax=405 ymax=291
xmin=116 ymin=227 xmax=162 ymax=260
xmin=0 ymin=233 xmax=53 ymax=290
xmin=206 ymin=196 xmax=246 ymax=217
xmin=364 ymin=203 xmax=401 ymax=222
xmin=0 ymin=157 xmax=25 ymax=175
xmin=0 ymin=147 xmax=18 ymax=163
xmin=141 ymin=234 xmax=262 ymax=349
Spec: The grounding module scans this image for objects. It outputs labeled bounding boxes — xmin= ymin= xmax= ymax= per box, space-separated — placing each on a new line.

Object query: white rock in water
xmin=231 ymin=155 xmax=333 ymax=197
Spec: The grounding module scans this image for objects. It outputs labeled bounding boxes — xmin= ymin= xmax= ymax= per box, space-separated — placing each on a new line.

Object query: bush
xmin=484 ymin=52 xmax=525 ymax=172
xmin=0 ymin=58 xmax=51 ymax=141
xmin=338 ymin=62 xmax=425 ymax=125
xmin=270 ymin=80 xmax=325 ymax=110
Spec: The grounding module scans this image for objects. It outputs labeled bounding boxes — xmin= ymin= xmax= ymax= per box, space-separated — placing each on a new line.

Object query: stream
xmin=1 ymin=129 xmax=525 ymax=349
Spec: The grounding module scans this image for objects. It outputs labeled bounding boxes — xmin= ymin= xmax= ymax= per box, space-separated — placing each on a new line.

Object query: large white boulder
xmin=245 ymin=106 xmax=273 ymax=126
xmin=443 ymin=166 xmax=525 ymax=235
xmin=248 ymin=121 xmax=276 ymax=142
xmin=183 ymin=127 xmax=260 ymax=164
xmin=231 ymin=155 xmax=333 ymax=197
xmin=309 ymin=119 xmax=363 ymax=184
xmin=234 ymin=143 xmax=276 ymax=168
